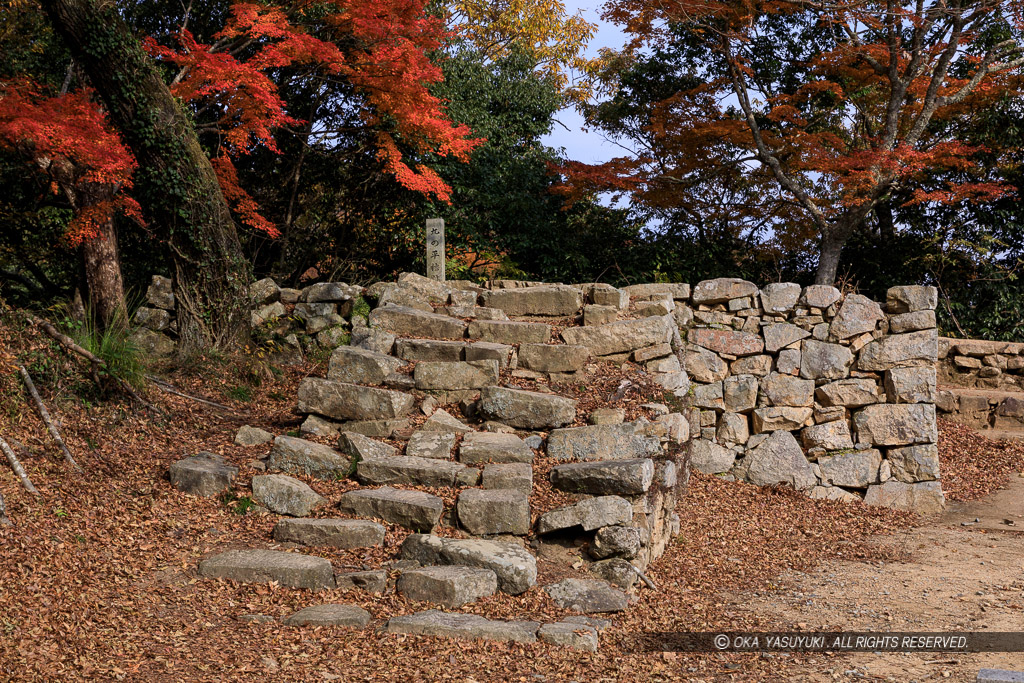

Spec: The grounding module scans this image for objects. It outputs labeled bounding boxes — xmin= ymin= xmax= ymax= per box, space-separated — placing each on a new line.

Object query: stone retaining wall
xmin=938 ymin=337 xmax=1024 ymax=391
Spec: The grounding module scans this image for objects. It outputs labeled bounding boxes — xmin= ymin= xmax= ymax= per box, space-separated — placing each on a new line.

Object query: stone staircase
xmin=169 ymin=274 xmax=693 ymax=649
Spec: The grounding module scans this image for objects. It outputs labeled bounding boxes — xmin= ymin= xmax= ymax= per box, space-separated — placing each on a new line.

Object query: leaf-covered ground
xmin=0 ymin=351 xmax=1016 ymax=681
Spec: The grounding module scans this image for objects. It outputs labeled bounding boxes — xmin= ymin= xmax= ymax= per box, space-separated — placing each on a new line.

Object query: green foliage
xmin=224 ymin=385 xmax=253 ymax=403
xmin=220 ymin=491 xmax=255 ymax=515
xmin=57 ymin=303 xmax=147 ymax=391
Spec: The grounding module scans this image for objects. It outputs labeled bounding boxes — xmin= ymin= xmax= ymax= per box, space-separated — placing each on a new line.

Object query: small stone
xmin=326 ymin=346 xmax=404 ymax=385
xmin=544 ymin=578 xmax=629 ymax=613
xmin=283 ymin=604 xmax=371 ymax=628
xmin=589 ymin=408 xmax=625 ymax=425
xmin=335 ymin=569 xmax=387 ymax=593
xmin=852 ymin=404 xmax=938 ymax=446
xmin=538 ymin=622 xmax=599 ymax=652
xmin=251 ymin=474 xmax=326 ymax=517
xmin=800 ymin=285 xmax=841 ymax=309
xmin=589 ymin=525 xmax=642 ymax=560
xmin=169 ymin=452 xmax=238 ymax=497
xmin=589 ymin=558 xmax=639 ymax=590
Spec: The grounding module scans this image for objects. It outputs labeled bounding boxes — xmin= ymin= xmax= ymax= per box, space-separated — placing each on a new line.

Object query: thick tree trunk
xmin=81 ymin=220 xmax=125 ymax=328
xmin=39 ymin=0 xmax=251 ymax=353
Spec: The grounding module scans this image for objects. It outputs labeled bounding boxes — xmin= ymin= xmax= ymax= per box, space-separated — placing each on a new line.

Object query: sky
xmin=539 ymin=2 xmax=629 ymax=165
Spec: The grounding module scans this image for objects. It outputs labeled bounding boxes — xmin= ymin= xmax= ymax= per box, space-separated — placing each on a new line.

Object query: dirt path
xmin=719 ymin=476 xmax=1024 ymax=681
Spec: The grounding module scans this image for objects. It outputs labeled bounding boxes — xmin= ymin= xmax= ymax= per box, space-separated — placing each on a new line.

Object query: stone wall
xmin=935 ymin=338 xmax=1024 ymax=436
xmin=669 ymin=279 xmax=944 ymax=513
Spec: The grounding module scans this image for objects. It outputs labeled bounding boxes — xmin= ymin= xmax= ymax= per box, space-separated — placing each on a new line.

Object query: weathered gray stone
xmin=283 ymin=604 xmax=371 ymax=628
xmin=477 ymin=386 xmax=576 ymax=429
xmin=459 ymin=432 xmax=534 ymax=464
xmin=169 ymin=453 xmax=238 ymax=497
xmin=589 ymin=558 xmax=639 ymax=590
xmin=250 ymin=277 xmax=280 ymax=305
xmin=886 ymin=285 xmax=938 ymax=314
xmin=657 ymin=412 xmax=690 ymax=443
xmin=303 ymin=281 xmax=361 ymax=303
xmin=763 ymin=323 xmax=811 ymax=353
xmin=808 ymin=485 xmax=862 ymax=503
xmin=853 ymin=404 xmax=938 ymax=446
xmin=421 ymin=409 xmax=473 ymax=434
xmin=482 ymin=285 xmax=583 ymax=317
xmin=481 ymin=463 xmax=533 ymax=495
xmin=857 ymin=330 xmax=938 ymax=371
xmin=689 ymin=439 xmax=736 ymax=474
xmin=339 ymin=418 xmax=409 ymax=439
xmin=561 ymin=316 xmax=672 ymax=356
xmin=130 ymin=328 xmax=175 ymax=357
xmin=886 ymin=444 xmax=940 ymax=482
xmin=417 ymin=360 xmax=499 ymax=391
xmin=752 ymin=406 xmax=813 ymax=432
xmin=268 ymin=435 xmax=352 ymax=480
xmin=400 ymin=534 xmax=537 ymax=594
xmin=550 ymin=458 xmax=654 ymax=495
xmin=691 ymin=278 xmax=758 ymax=305
xmin=745 ymin=430 xmax=816 ymax=490
xmin=864 ymin=480 xmax=945 ymax=513
xmin=801 ymin=420 xmax=854 ymax=450
xmin=776 ymin=348 xmax=801 ymax=376
xmin=199 ymin=549 xmax=334 ymax=590
xmin=335 ymin=569 xmax=387 ymax=593
xmin=518 ymin=344 xmax=590 ymax=372
xmin=818 ymin=449 xmax=881 ymax=488
xmin=235 ymin=425 xmax=274 ymax=447
xmin=385 ymin=610 xmax=539 ymax=643
xmin=457 ymin=489 xmax=531 ymax=535
xmin=760 ymin=283 xmax=801 ymax=313
xmin=294 ymin=302 xmax=336 ymax=322
xmin=976 ymin=669 xmax=1024 ymax=683
xmin=356 ymin=455 xmax=472 ymax=488
xmin=731 ymin=354 xmax=772 ymax=377
xmin=406 ymin=431 xmax=456 ymax=459
xmin=693 ymin=382 xmax=724 ymax=411
xmin=536 ymin=496 xmax=632 ymax=534
xmin=590 ymin=525 xmax=642 ymax=560
xmin=717 ymin=412 xmax=749 ymax=445
xmin=538 ymin=622 xmax=599 ymax=652
xmin=298 ymin=378 xmax=415 ymax=421
xmin=761 ymin=372 xmax=814 ymax=407
xmin=146 ymin=275 xmax=175 ymax=310
xmin=368 ymin=305 xmax=467 ymax=339
xmin=800 ymin=340 xmax=854 ymax=380
xmin=684 ymin=346 xmax=729 ymax=383
xmin=590 ymin=407 xmax=625 ymax=425
xmin=623 ymin=282 xmax=690 ymax=300
xmin=464 ymin=341 xmax=514 ymax=368
xmin=398 ymin=566 xmax=499 ymax=608
xmin=397 ymin=272 xmax=451 ymax=303
xmin=351 ymin=327 xmax=396 ymax=355
xmin=135 ymin=306 xmax=172 ymax=331
xmin=801 ymin=285 xmax=841 ymax=309
xmin=394 ymin=338 xmax=465 ymax=362
xmin=545 ymin=422 xmax=661 ymax=462
xmin=326 ymin=347 xmax=403 ymax=386
xmin=252 ymin=474 xmax=325 ymax=516
xmin=689 ymin=328 xmax=764 ymax=356
xmin=339 ymin=431 xmax=397 ymax=461
xmin=584 ymin=304 xmax=618 ymax=326
xmin=467 ymin=319 xmax=552 ymax=344
xmin=273 ymin=518 xmax=385 ymax=548
xmin=377 ymin=284 xmax=432 ymax=312
xmin=815 ymin=379 xmax=880 ymax=408
xmin=884 ymin=367 xmax=937 ymax=404
xmin=829 ymin=294 xmax=884 ymax=340
xmin=889 ymin=310 xmax=936 ymax=334
xmin=544 ymin=579 xmax=628 ymax=613
xmin=337 ymin=487 xmax=443 ymax=531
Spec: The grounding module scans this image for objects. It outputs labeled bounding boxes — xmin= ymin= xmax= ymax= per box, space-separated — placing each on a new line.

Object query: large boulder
xmin=545 ymin=422 xmax=661 ymax=461
xmin=481 ymin=285 xmax=583 ymax=317
xmin=745 ymin=430 xmax=816 ymax=490
xmin=477 ymin=386 xmax=576 ymax=429
xmin=168 ymin=452 xmax=238 ymax=497
xmin=297 ymin=378 xmax=415 ymax=421
xmin=560 ymin=316 xmax=672 ymax=357
xmin=368 ymin=305 xmax=467 ymax=339
xmin=400 ymin=534 xmax=537 ymax=594
xmin=550 ymin=458 xmax=654 ymax=495
xmin=337 ymin=487 xmax=444 ymax=531
xmin=326 ymin=347 xmax=404 ymax=385
xmin=852 ymin=404 xmax=938 ymax=446
xmin=267 ymin=435 xmax=352 ymax=479
xmin=251 ymin=474 xmax=325 ymax=516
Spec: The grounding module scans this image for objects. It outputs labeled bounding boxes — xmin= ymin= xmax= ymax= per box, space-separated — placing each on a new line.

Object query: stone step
xmin=456 ymin=489 xmax=530 ymax=535
xmin=337 ymin=487 xmax=443 ymax=531
xmin=297 ymin=378 xmax=415 ymax=422
xmin=458 ymin=432 xmax=534 ymax=464
xmin=543 ymin=578 xmax=629 ymax=613
xmin=326 ymin=346 xmax=403 ymax=385
xmin=477 ymin=386 xmax=576 ymax=429
xmin=401 ymin=534 xmax=537 ymax=594
xmin=384 ymin=610 xmax=539 ymax=643
xmin=405 ymin=431 xmax=456 ymax=459
xmin=282 ymin=604 xmax=371 ymax=628
xmin=536 ymin=496 xmax=633 ymax=535
xmin=467 ymin=319 xmax=552 ymax=344
xmin=198 ymin=549 xmax=335 ymax=590
xmin=168 ymin=452 xmax=238 ymax=497
xmin=396 ymin=565 xmax=498 ymax=608
xmin=267 ymin=434 xmax=352 ymax=480
xmin=546 ymin=422 xmax=661 ymax=461
xmin=369 ymin=304 xmax=467 ymax=339
xmin=537 ymin=621 xmax=600 ymax=651
xmin=550 ymin=459 xmax=655 ymax=496
xmin=252 ymin=474 xmax=326 ymax=517
xmin=272 ymin=518 xmax=385 ymax=549
xmin=355 ymin=455 xmax=478 ymax=488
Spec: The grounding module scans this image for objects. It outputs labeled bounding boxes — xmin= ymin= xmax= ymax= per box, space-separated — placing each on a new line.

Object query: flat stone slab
xmin=282 ymin=604 xmax=371 ymax=628
xmin=458 ymin=432 xmax=534 ymax=464
xmin=550 ymin=459 xmax=654 ymax=495
xmin=337 ymin=487 xmax=443 ymax=531
xmin=401 ymin=534 xmax=537 ymax=594
xmin=481 ymin=285 xmax=583 ymax=317
xmin=456 ymin=489 xmax=530 ymax=535
xmin=198 ymin=549 xmax=335 ymax=590
xmin=546 ymin=422 xmax=661 ymax=461
xmin=368 ymin=305 xmax=467 ymax=339
xmin=297 ymin=378 xmax=415 ymax=422
xmin=169 ymin=452 xmax=238 ymax=497
xmin=336 ymin=569 xmax=387 ymax=593
xmin=267 ymin=435 xmax=352 ymax=480
xmin=272 ymin=518 xmax=385 ymax=549
xmin=481 ymin=463 xmax=533 ymax=495
xmin=517 ymin=344 xmax=590 ymax=372
xmin=356 ymin=455 xmax=475 ymax=488
xmin=538 ymin=621 xmax=599 ymax=652
xmin=395 ymin=338 xmax=466 ymax=362
xmin=560 ymin=316 xmax=672 ymax=356
xmin=326 ymin=346 xmax=404 ymax=385
xmin=339 ymin=431 xmax=398 ymax=461
xmin=536 ymin=496 xmax=633 ymax=534
xmin=385 ymin=610 xmax=539 ymax=643
xmin=543 ymin=578 xmax=628 ymax=613
xmin=467 ymin=319 xmax=552 ymax=344
xmin=251 ymin=474 xmax=325 ymax=517
xmin=234 ymin=426 xmax=274 ymax=447
xmin=477 ymin=386 xmax=576 ymax=429
xmin=414 ymin=360 xmax=498 ymax=390
xmin=978 ymin=670 xmax=1024 ymax=683
xmin=406 ymin=431 xmax=456 ymax=459
xmin=397 ymin=566 xmax=498 ymax=607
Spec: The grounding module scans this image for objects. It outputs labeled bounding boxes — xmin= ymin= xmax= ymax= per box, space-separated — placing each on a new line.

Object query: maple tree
xmin=574 ymin=0 xmax=1024 ymax=284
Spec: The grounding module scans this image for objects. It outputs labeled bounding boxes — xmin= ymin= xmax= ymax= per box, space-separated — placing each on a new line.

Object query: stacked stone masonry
xmin=936 ymin=338 xmax=1024 ymax=438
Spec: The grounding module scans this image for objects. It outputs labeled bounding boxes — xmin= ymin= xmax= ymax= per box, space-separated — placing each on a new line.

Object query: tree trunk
xmin=81 ymin=219 xmax=125 ymax=328
xmin=39 ymin=0 xmax=251 ymax=354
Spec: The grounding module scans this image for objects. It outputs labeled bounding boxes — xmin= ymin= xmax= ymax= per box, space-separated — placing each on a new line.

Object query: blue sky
xmin=539 ymin=2 xmax=628 ymax=165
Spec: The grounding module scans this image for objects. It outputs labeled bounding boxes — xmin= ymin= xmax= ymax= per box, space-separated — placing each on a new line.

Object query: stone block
xmin=688 ymin=328 xmax=764 ymax=356
xmin=268 ymin=435 xmax=352 ymax=480
xmin=691 ymin=278 xmax=758 ymax=305
xmin=886 ymin=285 xmax=938 ymax=313
xmin=406 ymin=431 xmax=456 ymax=459
xmin=745 ymin=430 xmax=816 ymax=491
xmin=481 ymin=463 xmax=533 ymax=495
xmin=546 ymin=422 xmax=661 ymax=461
xmin=561 ymin=316 xmax=672 ymax=356
xmin=864 ymin=480 xmax=945 ymax=513
xmin=297 ymin=378 xmax=415 ymax=421
xmin=199 ymin=549 xmax=334 ymax=590
xmin=818 ymin=449 xmax=881 ymax=488
xmin=169 ymin=453 xmax=238 ymax=497
xmin=252 ymin=474 xmax=325 ymax=516
xmin=272 ymin=518 xmax=385 ymax=548
xmin=337 ymin=487 xmax=444 ymax=531
xmin=477 ymin=386 xmax=576 ymax=429
xmin=536 ymin=496 xmax=633 ymax=534
xmin=368 ymin=305 xmax=467 ymax=339
xmin=801 ymin=420 xmax=854 ymax=450
xmin=467 ymin=319 xmax=552 ymax=344
xmin=689 ymin=439 xmax=736 ymax=474
xmin=543 ymin=578 xmax=628 ymax=613
xmin=853 ymin=404 xmax=938 ymax=446
xmin=283 ymin=604 xmax=371 ymax=628
xmin=800 ymin=340 xmax=854 ymax=380
xmin=457 ymin=489 xmax=531 ymax=535
xmin=481 ymin=285 xmax=583 ymax=317
xmin=400 ymin=534 xmax=537 ymax=594
xmin=394 ymin=338 xmax=466 ymax=362
xmin=884 ymin=366 xmax=937 ymax=404
xmin=761 ymin=372 xmax=815 ymax=407
xmin=398 ymin=566 xmax=498 ymax=608
xmin=414 ymin=360 xmax=499 ymax=390
xmin=550 ymin=458 xmax=654 ymax=495
xmin=518 ymin=344 xmax=590 ymax=372
xmin=886 ymin=444 xmax=940 ymax=482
